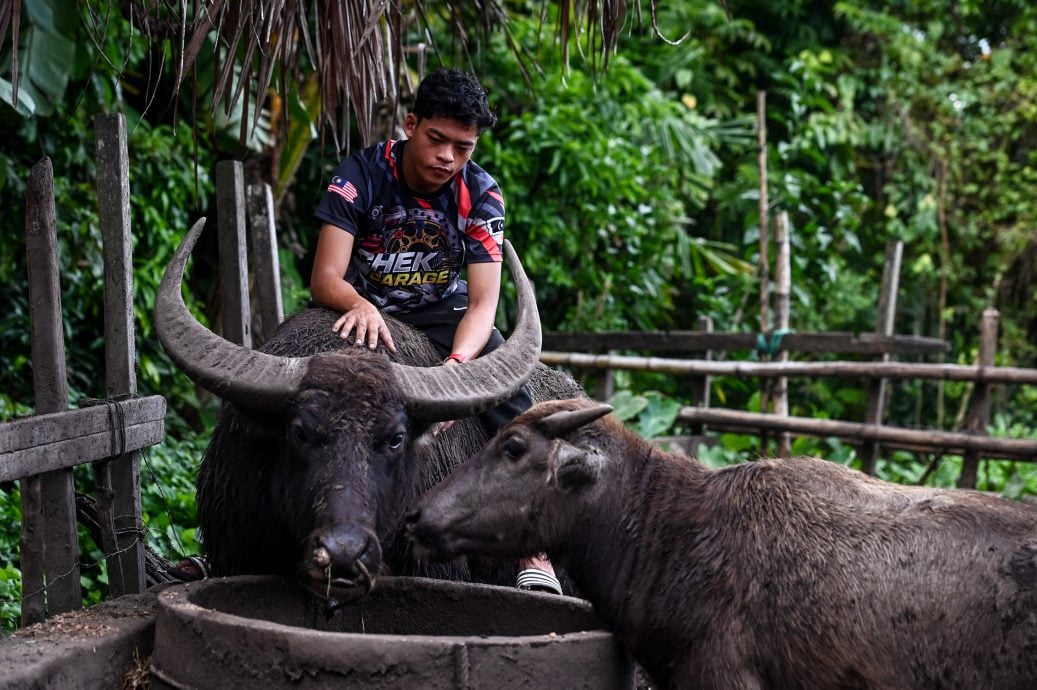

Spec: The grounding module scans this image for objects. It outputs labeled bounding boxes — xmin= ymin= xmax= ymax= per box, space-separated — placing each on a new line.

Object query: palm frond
xmin=0 ymin=0 xmax=726 ymax=147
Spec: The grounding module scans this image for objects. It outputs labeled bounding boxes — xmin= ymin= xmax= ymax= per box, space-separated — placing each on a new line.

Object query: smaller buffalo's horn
xmin=536 ymin=404 xmax=614 ymax=439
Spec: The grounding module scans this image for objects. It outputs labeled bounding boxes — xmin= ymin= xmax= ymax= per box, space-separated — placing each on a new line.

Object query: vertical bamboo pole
xmin=687 ymin=316 xmax=714 ymax=437
xmin=757 ymin=91 xmax=771 ymax=455
xmin=594 ymin=351 xmax=617 ymax=402
xmin=773 ymin=212 xmax=791 ymax=457
xmin=757 ymin=91 xmax=770 ymax=336
xmin=860 ymin=240 xmax=903 ymax=476
xmin=936 ymin=160 xmax=950 ymax=429
xmin=957 ymin=308 xmax=998 ymax=488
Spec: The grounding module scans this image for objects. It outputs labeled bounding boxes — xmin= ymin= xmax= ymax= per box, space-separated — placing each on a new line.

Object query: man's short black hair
xmin=413 ymin=68 xmax=497 ymax=132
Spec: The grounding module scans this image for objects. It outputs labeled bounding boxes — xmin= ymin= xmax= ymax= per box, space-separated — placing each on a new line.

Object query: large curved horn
xmin=391 ymin=240 xmax=543 ymax=421
xmin=157 ymin=219 xmax=543 ymax=420
xmin=155 ymin=218 xmax=306 ymax=412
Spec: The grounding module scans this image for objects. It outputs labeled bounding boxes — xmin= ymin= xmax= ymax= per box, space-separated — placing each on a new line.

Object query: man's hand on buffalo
xmin=332 ymin=299 xmax=397 ymax=353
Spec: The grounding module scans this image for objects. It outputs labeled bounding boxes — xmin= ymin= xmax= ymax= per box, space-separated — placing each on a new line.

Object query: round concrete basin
xmin=150 ymin=575 xmax=632 ymax=689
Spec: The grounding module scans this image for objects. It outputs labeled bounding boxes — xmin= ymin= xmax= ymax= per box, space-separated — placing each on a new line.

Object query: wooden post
xmin=594 ymin=351 xmax=617 ymax=402
xmin=23 ymin=158 xmax=81 ymax=622
xmin=216 ymin=161 xmax=252 ymax=348
xmin=773 ymin=212 xmax=791 ymax=457
xmin=246 ymin=183 xmax=284 ymax=347
xmin=860 ymin=240 xmax=903 ymax=476
xmin=687 ymin=316 xmax=713 ymax=437
xmin=957 ymin=308 xmax=999 ymax=488
xmin=94 ymin=113 xmax=146 ymax=596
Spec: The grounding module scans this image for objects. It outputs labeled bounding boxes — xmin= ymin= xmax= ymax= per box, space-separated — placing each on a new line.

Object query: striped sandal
xmin=516 ymin=567 xmax=563 ymax=595
xmin=168 ymin=555 xmax=210 ymax=582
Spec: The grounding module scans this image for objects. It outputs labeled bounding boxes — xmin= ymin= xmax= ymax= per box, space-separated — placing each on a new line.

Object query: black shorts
xmin=391 ymin=293 xmax=505 ymax=359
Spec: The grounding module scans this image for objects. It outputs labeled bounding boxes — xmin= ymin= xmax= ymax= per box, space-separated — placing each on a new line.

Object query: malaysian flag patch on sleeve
xmin=328 ymin=177 xmax=359 ymax=203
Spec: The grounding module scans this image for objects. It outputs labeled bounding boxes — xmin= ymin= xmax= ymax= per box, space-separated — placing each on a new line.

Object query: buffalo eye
xmin=386 ymin=431 xmax=405 ymax=451
xmin=376 ymin=429 xmax=406 ymax=453
xmin=290 ymin=421 xmax=305 ymax=445
xmin=289 ymin=410 xmax=327 ymax=446
xmin=501 ymin=435 xmax=527 ymax=461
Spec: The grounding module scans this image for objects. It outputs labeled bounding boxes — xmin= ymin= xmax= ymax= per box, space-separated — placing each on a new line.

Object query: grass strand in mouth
xmin=356 ymin=559 xmax=372 ymax=593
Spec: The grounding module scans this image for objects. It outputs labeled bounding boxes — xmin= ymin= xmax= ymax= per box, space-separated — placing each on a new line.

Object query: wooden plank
xmin=24 ymin=156 xmax=80 ymax=620
xmin=861 ymin=240 xmax=903 ymax=475
xmin=676 ymin=407 xmax=1037 ymax=461
xmin=246 ymin=182 xmax=284 ymax=347
xmin=216 ymin=160 xmax=251 ymax=348
xmin=542 ymin=331 xmax=949 ymax=356
xmin=0 ymin=397 xmax=166 ymax=453
xmin=0 ymin=397 xmax=166 ymax=482
xmin=95 ymin=112 xmax=146 ymax=596
xmin=0 ymin=420 xmax=165 ymax=484
xmin=541 ymin=351 xmax=1037 ymax=385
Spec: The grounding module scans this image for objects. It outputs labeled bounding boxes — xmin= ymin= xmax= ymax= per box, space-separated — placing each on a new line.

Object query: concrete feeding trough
xmin=149 ymin=575 xmax=633 ymax=689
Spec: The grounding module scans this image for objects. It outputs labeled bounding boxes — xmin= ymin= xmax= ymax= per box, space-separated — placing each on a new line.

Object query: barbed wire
xmin=4 ymin=444 xmax=197 ymax=617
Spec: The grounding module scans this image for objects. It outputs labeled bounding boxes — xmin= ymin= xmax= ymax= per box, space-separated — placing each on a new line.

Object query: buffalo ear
xmin=550 ymin=440 xmax=605 ymax=491
xmin=410 ymin=419 xmax=438 ymax=449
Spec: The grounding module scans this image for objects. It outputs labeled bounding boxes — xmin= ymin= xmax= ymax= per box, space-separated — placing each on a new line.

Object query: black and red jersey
xmin=313 ymin=139 xmax=505 ymax=314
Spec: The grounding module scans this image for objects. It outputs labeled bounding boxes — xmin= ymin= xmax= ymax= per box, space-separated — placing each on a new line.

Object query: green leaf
xmin=24 ymin=0 xmax=79 ymax=38
xmin=22 ymin=23 xmax=77 ymax=113
xmin=0 ymin=77 xmax=36 ymax=116
xmin=637 ymin=394 xmax=681 ymax=438
xmin=607 ymin=389 xmax=648 ymax=421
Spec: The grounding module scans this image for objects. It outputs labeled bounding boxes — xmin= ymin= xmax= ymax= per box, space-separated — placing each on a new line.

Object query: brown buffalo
xmin=408 ymin=397 xmax=1037 ymax=689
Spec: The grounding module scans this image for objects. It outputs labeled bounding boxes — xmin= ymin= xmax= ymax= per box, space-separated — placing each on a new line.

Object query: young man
xmin=310 ymin=68 xmax=560 ymax=595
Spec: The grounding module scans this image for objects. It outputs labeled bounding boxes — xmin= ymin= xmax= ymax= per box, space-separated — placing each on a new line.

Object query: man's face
xmin=402 ymin=114 xmax=479 ymax=194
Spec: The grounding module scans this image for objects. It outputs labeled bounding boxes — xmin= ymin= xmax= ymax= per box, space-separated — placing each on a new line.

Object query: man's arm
xmin=445 ymin=260 xmax=501 ymax=363
xmin=310 ymin=223 xmax=396 ymax=352
xmin=433 ymin=259 xmax=502 ymax=436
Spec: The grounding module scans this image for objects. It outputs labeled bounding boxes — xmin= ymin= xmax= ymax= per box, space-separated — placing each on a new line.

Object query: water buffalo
xmin=407 ymin=398 xmax=1037 ymax=690
xmin=155 ymin=219 xmax=582 ymax=605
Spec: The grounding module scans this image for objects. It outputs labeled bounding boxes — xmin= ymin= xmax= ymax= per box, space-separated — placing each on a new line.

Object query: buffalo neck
xmin=562 ymin=442 xmax=714 ymax=685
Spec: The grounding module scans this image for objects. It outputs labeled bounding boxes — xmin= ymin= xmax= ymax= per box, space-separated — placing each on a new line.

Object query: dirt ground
xmin=0 ymin=590 xmax=159 ymax=689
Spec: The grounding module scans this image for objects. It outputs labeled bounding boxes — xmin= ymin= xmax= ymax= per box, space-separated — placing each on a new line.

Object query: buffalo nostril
xmin=404 ymin=509 xmax=421 ymax=527
xmin=310 ymin=529 xmax=383 ymax=586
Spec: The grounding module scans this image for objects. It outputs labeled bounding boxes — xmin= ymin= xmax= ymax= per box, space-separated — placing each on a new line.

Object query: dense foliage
xmin=1 ymin=0 xmax=1036 ymax=631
